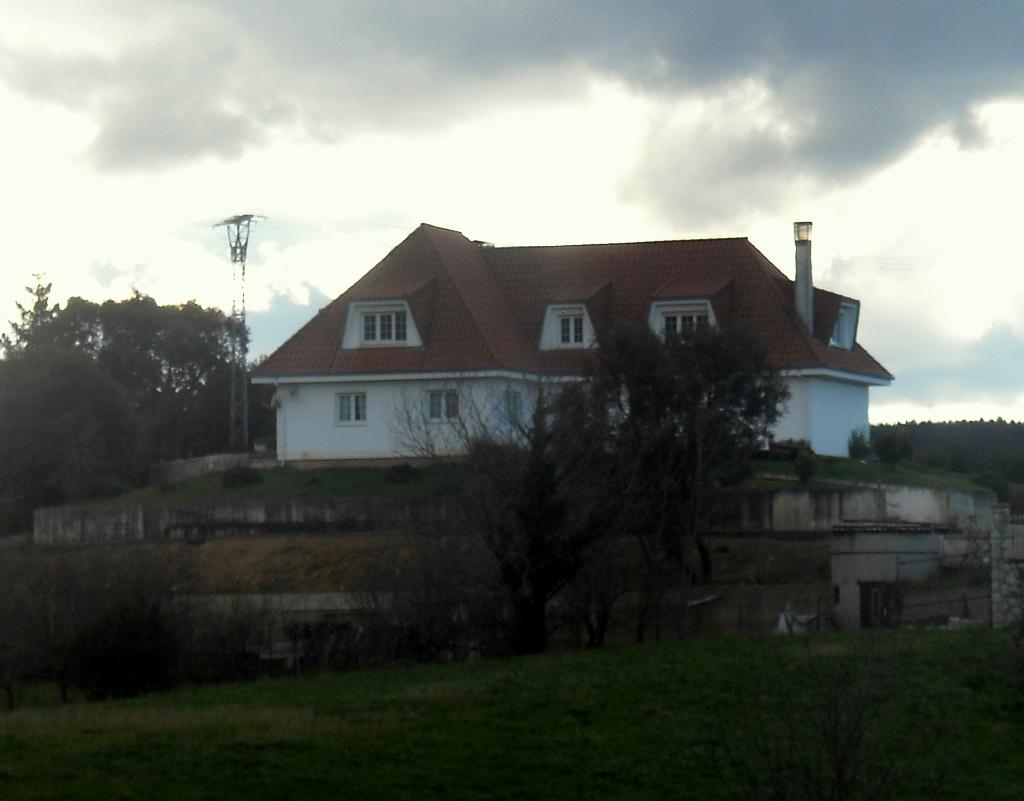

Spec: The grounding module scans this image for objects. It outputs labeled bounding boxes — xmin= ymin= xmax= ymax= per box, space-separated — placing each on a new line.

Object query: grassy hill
xmin=1 ymin=629 xmax=1022 ymax=800
xmin=98 ymin=455 xmax=984 ymax=509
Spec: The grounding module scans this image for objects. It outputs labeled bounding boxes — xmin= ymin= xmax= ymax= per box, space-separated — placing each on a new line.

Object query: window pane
xmin=560 ymin=317 xmax=571 ymax=343
xmin=380 ymin=313 xmax=393 ymax=340
xmin=573 ymin=316 xmax=583 ymax=343
xmin=395 ymin=310 xmax=407 ymax=341
xmin=354 ymin=394 xmax=366 ymax=421
xmin=429 ymin=391 xmax=443 ymax=419
xmin=505 ymin=390 xmax=521 ymax=423
xmin=445 ymin=390 xmax=459 ymax=419
xmin=363 ymin=314 xmax=376 ymax=341
xmin=338 ymin=395 xmax=351 ymax=421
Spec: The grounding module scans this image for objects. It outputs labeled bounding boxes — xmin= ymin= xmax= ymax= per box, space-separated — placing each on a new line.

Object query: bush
xmin=222 ymin=464 xmax=263 ymax=488
xmin=795 ymin=449 xmax=817 ymax=483
xmin=384 ymin=462 xmax=421 ymax=484
xmin=874 ymin=430 xmax=913 ymax=465
xmin=848 ymin=430 xmax=872 ymax=459
xmin=66 ymin=600 xmax=180 ymax=699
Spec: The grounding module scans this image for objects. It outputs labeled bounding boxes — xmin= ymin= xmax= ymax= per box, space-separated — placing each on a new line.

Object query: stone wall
xmin=33 ymin=497 xmax=453 ymax=545
xmin=149 ymin=454 xmax=279 ymax=485
xmin=991 ymin=507 xmax=1024 ymax=627
xmin=710 ymin=485 xmax=995 ymax=535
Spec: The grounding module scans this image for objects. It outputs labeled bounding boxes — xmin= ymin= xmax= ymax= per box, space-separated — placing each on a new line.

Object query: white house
xmin=253 ymin=222 xmax=891 ymax=461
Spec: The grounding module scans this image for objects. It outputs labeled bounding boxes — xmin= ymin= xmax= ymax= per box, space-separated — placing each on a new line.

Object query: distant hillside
xmin=872 ymin=420 xmax=1024 ymax=509
xmin=872 ymin=420 xmax=1024 ymax=474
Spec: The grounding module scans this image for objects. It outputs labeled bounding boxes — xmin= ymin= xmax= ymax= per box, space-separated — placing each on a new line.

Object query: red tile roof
xmin=255 ymin=223 xmax=892 ymax=382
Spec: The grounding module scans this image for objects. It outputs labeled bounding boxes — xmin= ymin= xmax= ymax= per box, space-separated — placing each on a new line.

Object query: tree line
xmin=872 ymin=420 xmax=1024 ymax=508
xmin=0 ymin=278 xmax=272 ymax=533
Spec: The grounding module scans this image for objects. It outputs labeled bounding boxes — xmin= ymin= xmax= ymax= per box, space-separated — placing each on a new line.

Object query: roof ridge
xmin=419 ymin=225 xmax=505 ymax=369
xmin=485 ymin=235 xmax=750 ymax=251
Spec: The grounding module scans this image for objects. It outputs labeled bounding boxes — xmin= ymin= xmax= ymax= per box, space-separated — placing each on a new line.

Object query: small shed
xmin=830 ymin=522 xmax=955 ymax=629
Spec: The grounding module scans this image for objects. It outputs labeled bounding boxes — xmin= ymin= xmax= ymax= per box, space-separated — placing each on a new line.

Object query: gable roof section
xmin=256 ymin=225 xmax=892 ymax=382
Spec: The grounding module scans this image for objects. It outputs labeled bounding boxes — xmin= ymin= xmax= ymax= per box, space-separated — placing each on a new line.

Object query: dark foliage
xmin=795 ymin=449 xmax=817 ymax=483
xmin=848 ymin=429 xmax=872 ymax=459
xmin=458 ymin=397 xmax=609 ymax=654
xmin=66 ymin=600 xmax=180 ymax=699
xmin=0 ymin=279 xmax=276 ymax=524
xmin=384 ymin=462 xmax=421 ymax=483
xmin=873 ymin=428 xmax=914 ymax=465
xmin=572 ymin=323 xmax=788 ymax=637
xmin=222 ymin=464 xmax=264 ymax=489
xmin=0 ymin=347 xmax=142 ymax=533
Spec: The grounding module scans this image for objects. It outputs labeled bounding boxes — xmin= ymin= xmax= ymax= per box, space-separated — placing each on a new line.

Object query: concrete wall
xmin=772 ymin=376 xmax=870 ymax=457
xmin=991 ymin=508 xmax=1024 ymax=627
xmin=33 ymin=497 xmax=453 ymax=546
xmin=150 ymin=454 xmax=278 ymax=485
xmin=830 ymin=531 xmax=941 ymax=629
xmin=807 ymin=377 xmax=869 ymax=458
xmin=710 ymin=485 xmax=995 ymax=534
xmin=274 ymin=377 xmax=536 ymax=461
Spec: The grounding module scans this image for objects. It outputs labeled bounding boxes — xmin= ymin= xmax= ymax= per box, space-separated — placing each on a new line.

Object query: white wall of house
xmin=271 ymin=377 xmax=537 ymax=461
xmin=269 ymin=370 xmax=874 ymax=462
xmin=773 ymin=375 xmax=870 ymax=457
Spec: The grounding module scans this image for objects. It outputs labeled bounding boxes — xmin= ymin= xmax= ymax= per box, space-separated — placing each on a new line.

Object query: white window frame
xmin=341 ymin=302 xmax=422 ymax=349
xmin=829 ymin=300 xmax=859 ymax=350
xmin=427 ymin=389 xmax=459 ymax=421
xmin=540 ymin=304 xmax=596 ymax=350
xmin=363 ymin=309 xmax=406 ymax=344
xmin=335 ymin=392 xmax=367 ymax=425
xmin=648 ymin=300 xmax=715 ymax=340
xmin=502 ymin=389 xmax=523 ymax=426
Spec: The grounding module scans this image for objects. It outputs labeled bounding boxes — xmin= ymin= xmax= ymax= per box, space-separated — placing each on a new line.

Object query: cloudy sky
xmin=1 ymin=1 xmax=1022 ymax=423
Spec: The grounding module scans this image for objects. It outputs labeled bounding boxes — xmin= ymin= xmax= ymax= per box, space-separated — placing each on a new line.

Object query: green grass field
xmin=1 ymin=629 xmax=1022 ymax=800
xmin=749 ymin=455 xmax=985 ymax=491
xmin=106 ymin=463 xmax=461 ymax=506
xmin=104 ymin=455 xmax=982 ymax=510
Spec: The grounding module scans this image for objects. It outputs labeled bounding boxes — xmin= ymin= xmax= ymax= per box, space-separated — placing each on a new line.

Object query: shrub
xmin=848 ymin=430 xmax=872 ymax=459
xmin=222 ymin=464 xmax=263 ymax=488
xmin=874 ymin=430 xmax=913 ymax=465
xmin=384 ymin=462 xmax=421 ymax=484
xmin=66 ymin=600 xmax=180 ymax=699
xmin=795 ymin=449 xmax=817 ymax=483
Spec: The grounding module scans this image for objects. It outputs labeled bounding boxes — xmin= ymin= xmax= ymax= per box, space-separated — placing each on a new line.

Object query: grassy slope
xmin=1 ymin=630 xmax=1022 ymax=801
xmin=104 ymin=464 xmax=461 ymax=506
xmin=97 ymin=457 xmax=984 ymax=508
xmin=749 ymin=455 xmax=986 ymax=491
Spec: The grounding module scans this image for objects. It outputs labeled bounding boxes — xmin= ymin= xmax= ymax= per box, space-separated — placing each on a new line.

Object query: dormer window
xmin=829 ymin=301 xmax=859 ymax=350
xmin=540 ymin=304 xmax=596 ymax=350
xmin=342 ymin=302 xmax=422 ymax=349
xmin=649 ymin=300 xmax=715 ymax=339
xmin=663 ymin=311 xmax=708 ymax=337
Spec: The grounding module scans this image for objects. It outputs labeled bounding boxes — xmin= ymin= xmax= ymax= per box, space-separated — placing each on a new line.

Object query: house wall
xmin=773 ymin=376 xmax=869 ymax=458
xmin=830 ymin=531 xmax=941 ymax=629
xmin=274 ymin=377 xmax=537 ymax=461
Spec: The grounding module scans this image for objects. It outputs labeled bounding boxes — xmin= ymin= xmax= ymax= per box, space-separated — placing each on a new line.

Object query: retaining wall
xmin=149 ymin=454 xmax=280 ymax=485
xmin=33 ymin=497 xmax=453 ymax=545
xmin=991 ymin=509 xmax=1024 ymax=627
xmin=710 ymin=485 xmax=995 ymax=535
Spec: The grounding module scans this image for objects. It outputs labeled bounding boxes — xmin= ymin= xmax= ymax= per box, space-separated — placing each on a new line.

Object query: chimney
xmin=793 ymin=221 xmax=813 ymax=333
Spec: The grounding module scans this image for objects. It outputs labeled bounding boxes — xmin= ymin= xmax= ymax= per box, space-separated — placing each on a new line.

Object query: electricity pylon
xmin=214 ymin=214 xmax=263 ymax=452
